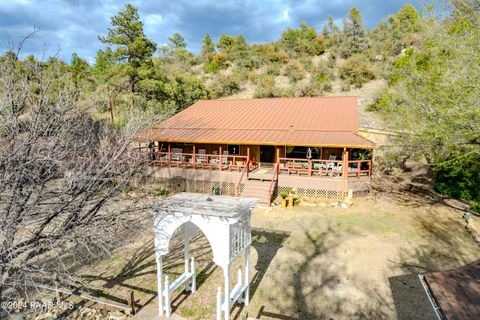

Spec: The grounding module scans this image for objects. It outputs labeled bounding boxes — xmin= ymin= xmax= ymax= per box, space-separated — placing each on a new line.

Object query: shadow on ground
xmin=255 ymin=226 xmax=394 ymax=319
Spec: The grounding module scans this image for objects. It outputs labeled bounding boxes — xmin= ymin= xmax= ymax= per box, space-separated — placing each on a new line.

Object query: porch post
xmin=276 ymin=146 xmax=280 ymax=165
xmin=219 ymin=145 xmax=222 ymax=171
xmin=341 ymin=148 xmax=347 ymax=198
xmin=168 ymin=143 xmax=171 ymax=167
xmin=247 ymin=147 xmax=250 ymax=162
xmin=193 ymin=144 xmax=196 ymax=169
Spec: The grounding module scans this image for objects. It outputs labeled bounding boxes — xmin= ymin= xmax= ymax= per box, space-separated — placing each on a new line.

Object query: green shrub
xmin=203 ymin=53 xmax=228 ymax=74
xmin=471 ymin=202 xmax=480 ymax=213
xmin=207 ymin=73 xmax=241 ymax=98
xmin=293 ymin=80 xmax=324 ymax=97
xmin=152 ymin=187 xmax=169 ymax=197
xmin=254 ymin=74 xmax=290 ymax=98
xmin=339 ymin=54 xmax=377 ymax=88
xmin=300 ymin=57 xmax=314 ymax=72
xmin=265 ymin=64 xmax=281 ymax=76
xmin=433 ymin=153 xmax=480 ymax=202
xmin=284 ymin=60 xmax=305 ymax=82
xmin=366 ymin=88 xmax=400 ymax=112
xmin=311 ymin=62 xmax=333 ymax=92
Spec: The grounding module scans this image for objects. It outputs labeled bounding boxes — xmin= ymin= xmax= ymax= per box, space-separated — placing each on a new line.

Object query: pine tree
xmin=217 ymin=34 xmax=236 ymax=54
xmin=200 ymin=33 xmax=215 ymax=58
xmin=70 ymin=53 xmax=89 ymax=94
xmin=169 ymin=33 xmax=187 ymax=49
xmin=98 ymin=4 xmax=156 ymax=98
xmin=341 ymin=7 xmax=368 ymax=58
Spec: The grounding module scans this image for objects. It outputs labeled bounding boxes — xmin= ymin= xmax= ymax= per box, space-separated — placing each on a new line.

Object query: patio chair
xmin=327 ymin=162 xmax=335 ymax=170
xmin=197 ymin=149 xmax=207 ymax=166
xmin=222 ymin=150 xmax=229 ymax=165
xmin=171 ymin=148 xmax=184 ymax=165
xmin=209 ymin=150 xmax=219 ymax=165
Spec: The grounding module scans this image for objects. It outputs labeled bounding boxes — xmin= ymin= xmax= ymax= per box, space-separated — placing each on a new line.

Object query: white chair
xmin=222 ymin=151 xmax=229 ymax=165
xmin=197 ymin=149 xmax=207 ymax=163
xmin=171 ymin=148 xmax=184 ymax=162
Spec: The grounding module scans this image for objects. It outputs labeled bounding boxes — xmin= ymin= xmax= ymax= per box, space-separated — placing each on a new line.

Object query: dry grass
xmin=77 ymin=184 xmax=479 ymax=319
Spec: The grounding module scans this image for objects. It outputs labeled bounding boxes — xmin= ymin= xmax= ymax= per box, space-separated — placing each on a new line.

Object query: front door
xmin=260 ymin=145 xmax=275 ymax=163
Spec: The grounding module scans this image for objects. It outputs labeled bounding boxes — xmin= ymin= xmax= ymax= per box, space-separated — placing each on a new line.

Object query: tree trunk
xmin=109 ymin=97 xmax=114 ymax=122
xmin=129 ymin=75 xmax=135 ymax=109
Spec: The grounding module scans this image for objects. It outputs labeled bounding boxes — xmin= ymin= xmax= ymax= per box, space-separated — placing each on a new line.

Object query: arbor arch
xmin=153 ymin=193 xmax=257 ymax=320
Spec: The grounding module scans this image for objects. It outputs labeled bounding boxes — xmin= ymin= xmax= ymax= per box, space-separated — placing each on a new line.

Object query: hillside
xmin=1 ymin=1 xmax=478 ymax=208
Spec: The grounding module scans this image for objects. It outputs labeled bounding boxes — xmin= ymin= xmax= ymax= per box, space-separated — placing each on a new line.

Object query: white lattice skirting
xmin=154 ymin=177 xmax=369 ymax=199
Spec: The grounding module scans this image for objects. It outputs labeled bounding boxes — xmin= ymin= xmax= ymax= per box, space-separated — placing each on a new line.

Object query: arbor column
xmin=223 ymin=263 xmax=230 ymax=320
xmin=244 ymin=245 xmax=251 ymax=305
xmin=156 ymin=254 xmax=164 ymax=316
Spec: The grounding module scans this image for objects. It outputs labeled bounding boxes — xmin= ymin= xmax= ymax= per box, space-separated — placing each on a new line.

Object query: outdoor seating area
xmin=149 ymin=149 xmax=256 ymax=172
xmin=278 ymin=157 xmax=371 ymax=178
xmin=143 ymin=145 xmax=372 ymax=180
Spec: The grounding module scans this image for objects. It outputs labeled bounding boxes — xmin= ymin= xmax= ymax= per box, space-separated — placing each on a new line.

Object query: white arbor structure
xmin=153 ymin=193 xmax=257 ymax=320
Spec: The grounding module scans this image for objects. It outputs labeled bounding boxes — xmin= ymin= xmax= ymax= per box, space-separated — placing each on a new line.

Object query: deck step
xmin=240 ymin=180 xmax=272 ymax=204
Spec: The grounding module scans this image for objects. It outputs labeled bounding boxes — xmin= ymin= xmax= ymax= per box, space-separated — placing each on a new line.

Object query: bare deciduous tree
xmin=0 ymin=48 xmax=151 ymax=302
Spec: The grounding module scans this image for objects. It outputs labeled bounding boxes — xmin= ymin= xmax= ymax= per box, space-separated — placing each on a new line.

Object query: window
xmin=228 ymin=145 xmax=240 ymax=155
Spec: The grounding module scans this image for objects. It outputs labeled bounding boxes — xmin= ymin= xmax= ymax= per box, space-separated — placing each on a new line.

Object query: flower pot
xmin=287 ymin=195 xmax=294 ymax=208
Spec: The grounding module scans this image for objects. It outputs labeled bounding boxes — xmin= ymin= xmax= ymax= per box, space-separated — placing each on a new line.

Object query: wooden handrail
xmin=267 ymin=163 xmax=279 ymax=205
xmin=235 ymin=160 xmax=250 ymax=196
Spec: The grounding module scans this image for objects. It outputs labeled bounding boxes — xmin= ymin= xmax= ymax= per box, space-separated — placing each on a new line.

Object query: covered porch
xmin=141 ymin=142 xmax=372 ymax=179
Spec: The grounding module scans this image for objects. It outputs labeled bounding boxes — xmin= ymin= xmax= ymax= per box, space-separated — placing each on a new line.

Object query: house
xmin=138 ymin=96 xmax=375 ymax=204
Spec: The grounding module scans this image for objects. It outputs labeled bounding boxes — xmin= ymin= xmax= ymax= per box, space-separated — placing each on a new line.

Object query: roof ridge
xmin=197 ymin=96 xmax=359 ymax=102
xmin=156 ymin=127 xmax=359 ymax=132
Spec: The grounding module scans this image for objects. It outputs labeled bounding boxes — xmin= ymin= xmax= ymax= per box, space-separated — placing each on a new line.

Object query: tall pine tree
xmin=340 ymin=7 xmax=368 ymax=58
xmin=200 ymin=33 xmax=215 ymax=59
xmin=98 ymin=4 xmax=156 ymax=99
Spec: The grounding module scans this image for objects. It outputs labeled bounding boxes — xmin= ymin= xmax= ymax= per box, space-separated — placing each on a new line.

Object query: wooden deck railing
xmin=141 ymin=148 xmax=371 ymax=178
xmin=267 ymin=163 xmax=279 ymax=205
xmin=277 ymin=158 xmax=372 ymax=178
xmin=147 ymin=151 xmax=250 ymax=172
xmin=235 ymin=160 xmax=250 ymax=196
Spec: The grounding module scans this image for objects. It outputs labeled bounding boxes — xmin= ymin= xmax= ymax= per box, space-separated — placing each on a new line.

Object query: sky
xmin=0 ymin=0 xmax=421 ymax=63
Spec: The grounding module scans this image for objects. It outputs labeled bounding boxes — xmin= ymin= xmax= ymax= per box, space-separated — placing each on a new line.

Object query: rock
xmin=108 ymin=311 xmax=126 ymax=320
xmin=340 ymin=202 xmax=350 ymax=208
xmin=474 ymin=235 xmax=480 ymax=243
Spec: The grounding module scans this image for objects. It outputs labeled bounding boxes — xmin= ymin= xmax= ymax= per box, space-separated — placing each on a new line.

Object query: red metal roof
xmin=140 ymin=97 xmax=374 ymax=148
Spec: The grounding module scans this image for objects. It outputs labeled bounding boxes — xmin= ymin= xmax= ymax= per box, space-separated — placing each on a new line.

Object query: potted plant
xmin=287 ymin=188 xmax=297 ymax=208
xmin=280 ymin=191 xmax=288 ymax=208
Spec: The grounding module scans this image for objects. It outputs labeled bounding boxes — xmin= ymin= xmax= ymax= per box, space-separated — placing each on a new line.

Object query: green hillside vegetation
xmin=0 ymin=1 xmax=478 ymax=209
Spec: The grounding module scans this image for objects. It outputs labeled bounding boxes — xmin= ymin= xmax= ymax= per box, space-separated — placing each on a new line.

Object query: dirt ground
xmin=77 ymin=183 xmax=480 ymax=320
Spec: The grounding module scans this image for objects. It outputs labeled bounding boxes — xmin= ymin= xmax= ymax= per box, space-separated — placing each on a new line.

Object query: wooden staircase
xmin=240 ymin=163 xmax=279 ymax=205
xmin=240 ymin=179 xmax=273 ymax=204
